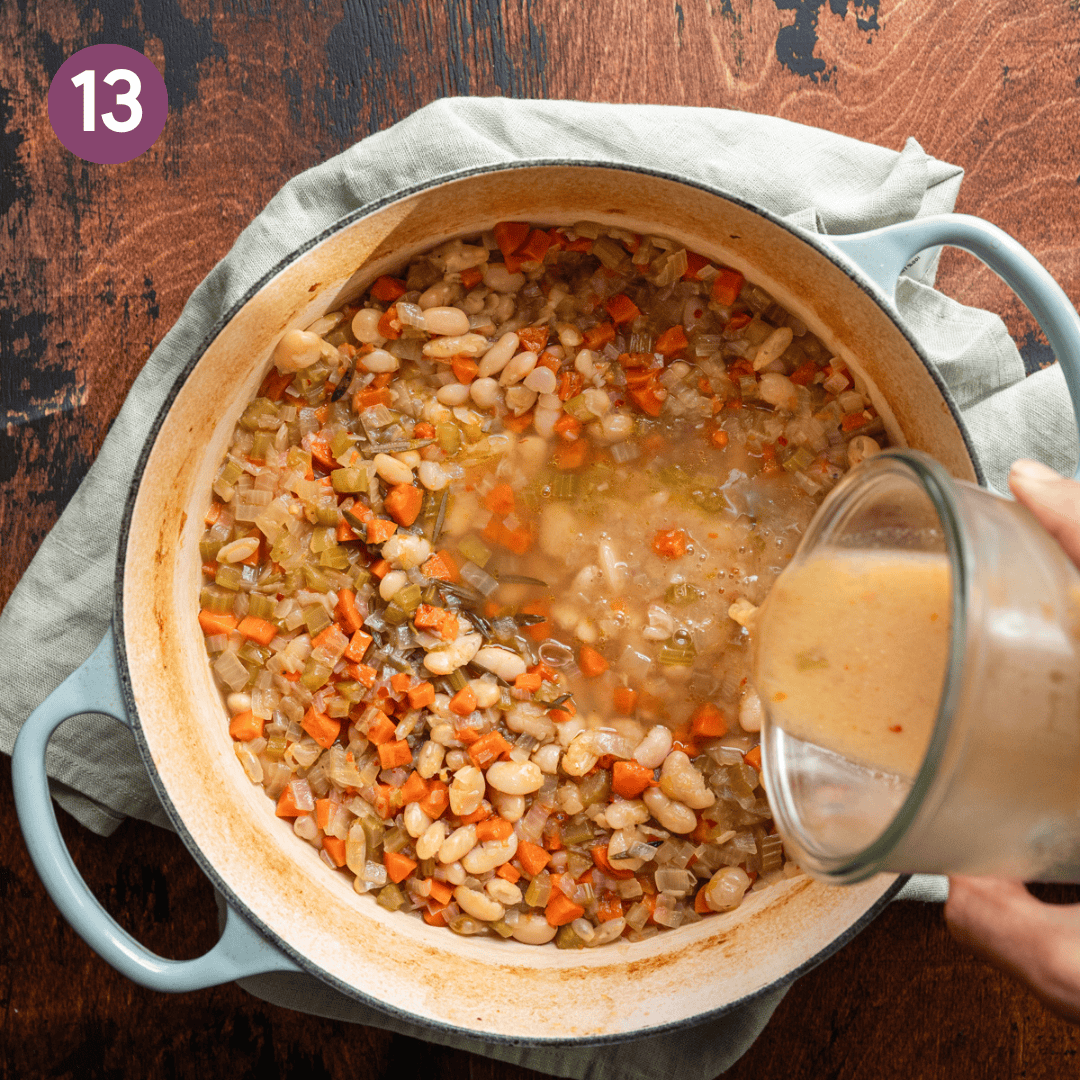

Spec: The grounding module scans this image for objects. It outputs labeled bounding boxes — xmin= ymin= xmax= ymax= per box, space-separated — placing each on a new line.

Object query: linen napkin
xmin=4 ymin=97 xmax=1075 ymax=1079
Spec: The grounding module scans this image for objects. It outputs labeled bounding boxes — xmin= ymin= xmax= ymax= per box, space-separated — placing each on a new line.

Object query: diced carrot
xmin=655 ymin=324 xmax=689 ymax=358
xmin=422 ymin=905 xmax=448 ymax=927
xmin=553 ymin=414 xmax=582 ymax=441
xmin=503 ymin=251 xmax=529 ymax=274
xmin=596 ymin=892 xmax=625 ymax=923
xmin=482 ymin=482 xmax=516 ymax=516
xmin=605 ymin=293 xmax=640 ymax=325
xmin=377 ymin=305 xmax=402 ymax=340
xmin=789 ymin=359 xmax=818 ymax=386
xmin=591 ymin=843 xmax=636 ymax=881
xmin=460 ymin=267 xmax=483 ymax=289
xmin=476 ymin=817 xmax=514 ymax=843
xmin=725 ymin=311 xmax=752 ymax=332
xmin=458 ymin=803 xmax=491 ymax=825
xmin=389 ymin=672 xmax=412 ymax=695
xmin=581 ymin=322 xmax=615 ymax=350
xmin=337 ymin=518 xmax=359 ymax=543
xmin=518 ymin=841 xmax=552 ymax=877
xmin=198 ymin=610 xmax=238 ymax=637
xmin=307 ymin=434 xmax=336 ymax=473
xmin=370 ymin=276 xmax=407 ymax=302
xmin=612 ymin=686 xmax=638 ymax=715
xmin=536 ymin=351 xmax=561 ymax=372
xmin=683 ymin=251 xmax=711 ymax=280
xmin=628 ymin=383 xmax=667 ymax=417
xmin=451 ymin=356 xmax=478 ymax=384
xmin=552 ymin=438 xmax=587 ymax=471
xmin=344 ymin=629 xmax=373 ymax=663
xmin=712 ymin=268 xmax=745 ymax=307
xmin=428 ymin=878 xmax=454 ymax=905
xmin=651 ymin=528 xmax=689 ymax=559
xmin=455 ymin=726 xmax=481 ymax=745
xmin=694 ymin=887 xmax=712 ymax=914
xmin=496 ymin=862 xmax=521 ymax=884
xmin=517 ymin=228 xmax=553 ymax=264
xmin=529 ymin=660 xmax=559 ymax=683
xmin=229 ymin=710 xmax=264 ymax=741
xmin=501 ymin=409 xmax=534 ymax=433
xmin=384 ymin=484 xmax=423 ymax=527
xmin=312 ymin=622 xmax=342 ymax=649
xmin=744 ymin=745 xmax=763 ymax=771
xmin=421 ymin=550 xmax=459 ymax=582
xmin=546 ymin=891 xmax=585 ymax=927
xmin=578 ymin=645 xmax=609 ymax=678
xmin=314 ymin=798 xmax=333 ymax=830
xmin=350 ymin=663 xmax=377 ymax=688
xmin=514 ymin=672 xmax=542 ymax=694
xmin=611 ymin=760 xmax=656 ymax=800
xmin=557 ymin=370 xmax=584 ymax=401
xmin=400 ymin=772 xmax=430 ymax=804
xmin=449 ymin=686 xmax=477 ymax=717
xmin=493 ymin=221 xmax=530 ymax=257
xmin=517 ymin=325 xmax=550 ymax=353
xmin=366 ymin=518 xmax=398 ymax=545
xmin=334 ymin=589 xmax=363 ymax=634
xmin=366 ymin=710 xmax=396 ymax=745
xmin=237 ymin=615 xmax=278 ymax=646
xmin=413 ymin=421 xmax=436 ymax=439
xmin=710 ymin=428 xmax=730 ymax=449
xmin=354 ymin=386 xmax=393 ymax=413
xmin=520 ymin=600 xmax=549 ymax=642
xmin=378 ymin=740 xmax=413 ymax=769
xmin=413 ymin=604 xmax=445 ymax=631
xmin=384 ymin=851 xmax=418 ymax=884
xmin=469 ymin=730 xmax=512 ymax=769
xmin=407 ymin=681 xmax=436 ymax=709
xmin=275 ymin=786 xmax=303 ymax=818
xmin=841 ymin=411 xmax=871 ymax=432
xmin=670 ymin=722 xmax=700 ymax=759
xmin=418 ymin=781 xmax=449 ymax=819
xmin=691 ymin=702 xmax=729 ymax=739
xmin=548 ymin=698 xmax=577 ymax=723
xmin=302 ymin=707 xmax=341 ymax=750
xmin=369 ymin=558 xmax=391 ymax=580
xmin=319 ymin=835 xmax=346 ymax=868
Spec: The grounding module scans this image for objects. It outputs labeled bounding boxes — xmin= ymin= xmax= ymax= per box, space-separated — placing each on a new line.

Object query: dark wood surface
xmin=4 ymin=2 xmax=1080 ymax=1077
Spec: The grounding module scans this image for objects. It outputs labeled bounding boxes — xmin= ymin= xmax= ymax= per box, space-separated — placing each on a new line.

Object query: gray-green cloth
xmin=3 ymin=97 xmax=1073 ymax=1079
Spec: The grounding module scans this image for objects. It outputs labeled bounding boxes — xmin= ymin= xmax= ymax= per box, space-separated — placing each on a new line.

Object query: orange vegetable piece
xmin=517 ymin=325 xmax=550 ymax=353
xmin=501 ymin=409 xmax=534 ymax=433
xmin=651 ymin=528 xmax=689 ymax=559
xmin=744 ymin=745 xmax=763 ymax=771
xmin=493 ymin=221 xmax=530 ymax=257
xmin=229 ymin=710 xmax=264 ymax=741
xmin=469 ymin=730 xmax=511 ymax=769
xmin=841 ymin=411 xmax=871 ymax=432
xmin=458 ymin=803 xmax=491 ymax=825
xmin=449 ymin=686 xmax=477 ymax=717
xmin=354 ymin=385 xmax=393 ymax=412
xmin=198 ymin=610 xmax=237 ymax=637
xmin=259 ymin=367 xmax=294 ymax=402
xmin=710 ymin=428 xmax=729 ymax=449
xmin=691 ymin=702 xmax=729 ymax=739
xmin=400 ymin=772 xmax=430 ymax=804
xmin=421 ymin=550 xmax=459 ymax=582
xmin=557 ymin=370 xmax=584 ymax=401
xmin=413 ymin=421 xmax=436 ymax=439
xmin=520 ymin=600 xmax=549 ymax=642
xmin=482 ymin=482 xmax=516 ymax=517
xmin=370 ymin=276 xmax=407 ymax=302
xmin=596 ymin=892 xmax=625 ymax=923
xmin=683 ymin=251 xmax=710 ymax=280
xmin=275 ymin=786 xmax=304 ymax=818
xmin=384 ymin=484 xmax=423 ymax=527
xmin=236 ymin=615 xmax=278 ymax=646
xmin=428 ymin=878 xmax=454 ymax=906
xmin=726 ymin=311 xmax=752 ymax=332
xmin=496 ymin=862 xmax=522 ymax=884
xmin=552 ymin=414 xmax=582 ymax=441
xmin=336 ymin=518 xmax=359 ymax=543
xmin=476 ymin=817 xmax=514 ymax=843
xmin=302 ymin=707 xmax=341 ymax=750
xmin=789 ymin=359 xmax=818 ymax=386
xmin=378 ymin=740 xmax=413 ymax=769
xmin=366 ymin=518 xmax=398 ymax=545
xmin=628 ymin=383 xmax=667 ymax=417
xmin=451 ymin=356 xmax=478 ymax=384
xmin=604 ymin=293 xmax=640 ymax=325
xmin=612 ymin=686 xmax=638 ymax=715
xmin=343 ymin=629 xmax=373 ymax=663
xmin=514 ymin=672 xmax=542 ymax=694
xmin=460 ymin=267 xmax=483 ymax=289
xmin=655 ymin=325 xmax=689 ymax=358
xmin=366 ymin=710 xmax=397 ymax=745
xmin=611 ymin=761 xmax=656 ymax=800
xmin=418 ymin=781 xmax=450 ymax=820
xmin=591 ymin=844 xmax=636 ymax=880
xmin=545 ymin=891 xmax=585 ymax=927
xmin=581 ymin=322 xmax=616 ymax=350
xmin=711 ymin=267 xmax=745 ymax=307
xmin=334 ymin=589 xmax=364 ymax=634
xmin=517 ymin=228 xmax=553 ymax=263
xmin=389 ymin=672 xmax=412 ymax=695
xmin=578 ymin=645 xmax=609 ymax=678
xmin=377 ymin=306 xmax=402 ymax=340
xmin=383 ymin=851 xmax=418 ymax=884
xmin=407 ymin=681 xmax=436 ymax=709
xmin=321 ymin=835 xmax=347 ymax=868
xmin=552 ymin=439 xmax=587 ymax=471
xmin=517 ymin=841 xmax=552 ymax=877
xmin=422 ymin=905 xmax=448 ymax=927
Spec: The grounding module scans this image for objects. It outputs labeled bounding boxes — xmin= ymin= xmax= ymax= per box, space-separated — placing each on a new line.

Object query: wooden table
xmin=4 ymin=2 xmax=1080 ymax=1077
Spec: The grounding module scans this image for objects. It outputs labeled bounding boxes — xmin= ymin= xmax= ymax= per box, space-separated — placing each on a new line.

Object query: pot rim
xmin=112 ymin=157 xmax=954 ymax=1044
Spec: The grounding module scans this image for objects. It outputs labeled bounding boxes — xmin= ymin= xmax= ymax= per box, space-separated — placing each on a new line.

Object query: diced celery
xmin=576 ymin=770 xmax=610 ymax=809
xmin=320 ymin=545 xmax=350 ymax=570
xmin=314 ymin=504 xmax=342 ymax=526
xmin=238 ymin=641 xmax=270 ymax=665
xmin=247 ymin=593 xmax=276 ymax=620
xmin=658 ymin=643 xmax=696 ymax=666
xmin=436 ymin=422 xmax=461 ymax=455
xmin=490 ymin=919 xmax=515 ymax=939
xmin=200 ymin=585 xmax=235 ymax=613
xmin=336 ymin=680 xmax=364 ymax=702
xmin=264 ymin=734 xmax=287 ymax=759
xmin=286 ymin=447 xmax=312 ymax=472
xmin=383 ymin=602 xmax=408 ymax=626
xmin=555 ymin=924 xmax=586 ymax=949
xmin=524 ymin=872 xmax=551 ymax=908
xmin=393 ymin=583 xmax=422 ymax=614
xmin=215 ymin=564 xmax=244 ymax=591
xmin=311 ymin=525 xmax=336 ymax=553
xmin=665 ymin=582 xmax=704 ymax=606
xmin=302 ymin=564 xmax=330 ymax=592
xmin=376 ymin=883 xmax=406 ymax=912
xmin=382 ymin=826 xmax=409 ymax=854
xmin=303 ymin=603 xmax=332 ymax=635
xmin=562 ymin=394 xmax=593 ymax=421
xmin=552 ymin=473 xmax=578 ymax=500
xmin=330 ymin=430 xmax=356 ymax=459
xmin=457 ymin=534 xmax=492 ymax=569
xmin=362 ymin=817 xmax=385 ymax=853
xmin=447 ymin=668 xmax=468 ymax=693
xmin=562 ymin=818 xmax=596 ymax=845
xmin=301 ymin=659 xmax=332 ymax=691
xmin=332 ymin=467 xmax=366 ymax=493
xmin=199 ymin=539 xmax=222 ymax=562
xmin=782 ymin=446 xmax=815 ymax=474
xmin=250 ymin=432 xmax=273 ymax=461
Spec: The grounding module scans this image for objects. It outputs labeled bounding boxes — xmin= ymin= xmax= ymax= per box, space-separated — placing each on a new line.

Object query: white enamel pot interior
xmin=116 ymin=163 xmax=977 ymax=1043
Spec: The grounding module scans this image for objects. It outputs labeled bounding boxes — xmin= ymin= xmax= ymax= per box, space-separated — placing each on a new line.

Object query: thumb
xmin=947 ymin=875 xmax=1080 ymax=1024
xmin=1008 ymin=459 xmax=1080 ymax=568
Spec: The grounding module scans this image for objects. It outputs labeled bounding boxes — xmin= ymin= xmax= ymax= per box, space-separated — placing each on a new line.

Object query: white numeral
xmin=70 ymin=69 xmax=95 ymax=132
xmin=69 ymin=67 xmax=144 ymax=134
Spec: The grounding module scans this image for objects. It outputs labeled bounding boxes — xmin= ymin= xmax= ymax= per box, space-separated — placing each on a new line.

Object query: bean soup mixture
xmin=198 ymin=220 xmax=886 ymax=948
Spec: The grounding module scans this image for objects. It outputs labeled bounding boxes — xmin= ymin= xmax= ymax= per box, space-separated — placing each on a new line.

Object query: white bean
xmin=217 ymin=537 xmax=260 ymax=563
xmin=442 ymin=860 xmax=466 ymax=885
xmin=416 ymin=740 xmax=445 ymax=779
xmin=483 ymin=264 xmax=525 ymax=293
xmin=418 ymin=281 xmax=456 ymax=310
xmin=642 ymin=605 xmax=675 ymax=641
xmin=351 ymin=309 xmax=386 ymax=345
xmin=417 ymin=460 xmax=450 ymax=491
xmin=486 ymin=878 xmax=523 ymax=906
xmin=607 ymin=827 xmax=645 ymax=872
xmin=485 ymin=760 xmax=543 ymax=795
xmin=660 ymin=751 xmax=716 ymax=809
xmin=273 ymin=329 xmax=324 ymax=373
xmin=561 ymin=731 xmax=600 ymax=777
xmin=739 ymin=688 xmax=763 ymax=733
xmin=634 ymin=726 xmax=673 ymax=770
xmin=557 ymin=322 xmax=583 ymax=348
xmin=438 ymin=824 xmax=478 ymax=864
xmin=394 ymin=449 xmax=421 ymax=470
xmin=424 ymin=631 xmax=483 ymax=675
xmin=381 ymin=533 xmax=431 ymax=569
xmin=587 ymin=918 xmax=627 ymax=947
xmin=421 ymin=306 xmax=471 ymax=336
xmin=499 ymin=350 xmax=538 ymax=386
xmin=848 ymin=435 xmax=881 ymax=468
xmin=600 ymin=411 xmax=634 ymax=442
xmin=581 ymin=388 xmax=611 ymax=417
xmin=435 ymin=238 xmax=488 ymax=272
xmin=533 ymin=407 xmax=561 ymax=438
xmin=505 ymin=386 xmax=537 ymax=415
xmin=603 ymin=798 xmax=650 ymax=829
xmin=424 ymin=333 xmax=490 ymax=359
xmin=473 ymin=646 xmax=527 ymax=681
xmin=728 ymin=597 xmax=759 ymax=629
xmin=491 ymin=790 xmax=526 ymax=822
xmin=415 ymin=819 xmax=446 ymax=861
xmin=704 ymin=866 xmax=751 ymax=911
xmin=436 ymin=382 xmax=471 ymax=406
xmin=450 ymin=765 xmax=486 ymax=816
xmin=757 ymin=371 xmax=798 ymax=412
xmin=379 ymin=569 xmax=408 ymax=601
xmin=373 ymin=453 xmax=414 ymax=486
xmin=454 ymin=885 xmax=504 ymax=922
xmin=574 ymin=349 xmax=598 ymax=379
xmin=753 ymin=326 xmax=794 ymax=371
xmin=511 ymin=912 xmax=558 ymax=945
xmin=469 ymin=377 xmax=501 ymax=408
xmin=403 ymin=801 xmax=433 ymax=838
xmin=477 ymin=332 xmax=520 ymax=378
xmin=643 ymin=787 xmax=697 ymax=834
xmin=226 ymin=692 xmax=251 ymax=715
xmin=468 ymin=675 xmax=501 ymax=709
xmin=524 ymin=366 xmax=557 ymax=394
xmin=462 ymin=833 xmax=518 ymax=874
xmin=532 ymin=742 xmax=562 ymax=774
xmin=360 ymin=348 xmax=400 ymax=373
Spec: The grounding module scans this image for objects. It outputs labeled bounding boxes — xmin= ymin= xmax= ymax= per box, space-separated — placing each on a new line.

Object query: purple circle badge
xmin=48 ymin=44 xmax=168 ymax=165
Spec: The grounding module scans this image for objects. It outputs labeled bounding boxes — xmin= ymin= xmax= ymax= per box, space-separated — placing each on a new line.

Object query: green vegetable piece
xmin=383 ymin=602 xmax=408 ymax=626
xmin=264 ymin=734 xmax=287 ymax=760
xmin=665 ymin=582 xmax=705 ymax=606
xmin=436 ymin=422 xmax=461 ymax=455
xmin=247 ymin=593 xmax=277 ymax=620
xmin=302 ymin=564 xmax=331 ymax=592
xmin=555 ymin=924 xmax=586 ymax=949
xmin=392 ymin=583 xmax=422 ymax=614
xmin=301 ymin=659 xmax=332 ymax=691
xmin=200 ymin=585 xmax=235 ymax=613
xmin=362 ymin=817 xmax=385 ymax=853
xmin=214 ymin=564 xmax=244 ymax=591
xmin=303 ymin=603 xmax=332 ymax=635
xmin=457 ymin=534 xmax=492 ymax=568
xmin=382 ymin=826 xmax=410 ymax=854
xmin=376 ymin=883 xmax=406 ymax=912
xmin=332 ymin=467 xmax=367 ymax=493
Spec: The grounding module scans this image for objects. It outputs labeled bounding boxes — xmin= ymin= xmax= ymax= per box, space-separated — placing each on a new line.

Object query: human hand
xmin=945 ymin=457 xmax=1080 ymax=1025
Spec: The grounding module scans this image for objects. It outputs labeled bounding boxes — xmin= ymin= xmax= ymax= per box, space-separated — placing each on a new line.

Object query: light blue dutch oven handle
xmin=825 ymin=213 xmax=1080 ymax=481
xmin=11 ymin=627 xmax=301 ymax=991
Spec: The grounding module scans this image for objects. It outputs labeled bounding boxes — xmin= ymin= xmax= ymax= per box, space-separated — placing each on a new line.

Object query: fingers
xmin=947 ymin=875 xmax=1080 ymax=1026
xmin=1008 ymin=459 xmax=1080 ymax=567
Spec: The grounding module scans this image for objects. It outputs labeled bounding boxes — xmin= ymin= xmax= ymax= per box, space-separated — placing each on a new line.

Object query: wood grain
xmin=4 ymin=2 xmax=1080 ymax=1077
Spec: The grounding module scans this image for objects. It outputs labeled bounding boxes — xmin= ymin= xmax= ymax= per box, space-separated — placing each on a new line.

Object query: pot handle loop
xmin=827 ymin=214 xmax=1080 ymax=481
xmin=11 ymin=627 xmax=302 ymax=992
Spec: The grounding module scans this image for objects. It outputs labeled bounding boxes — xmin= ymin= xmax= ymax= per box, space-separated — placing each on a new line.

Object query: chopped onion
xmin=459 ymin=560 xmax=499 ymax=597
